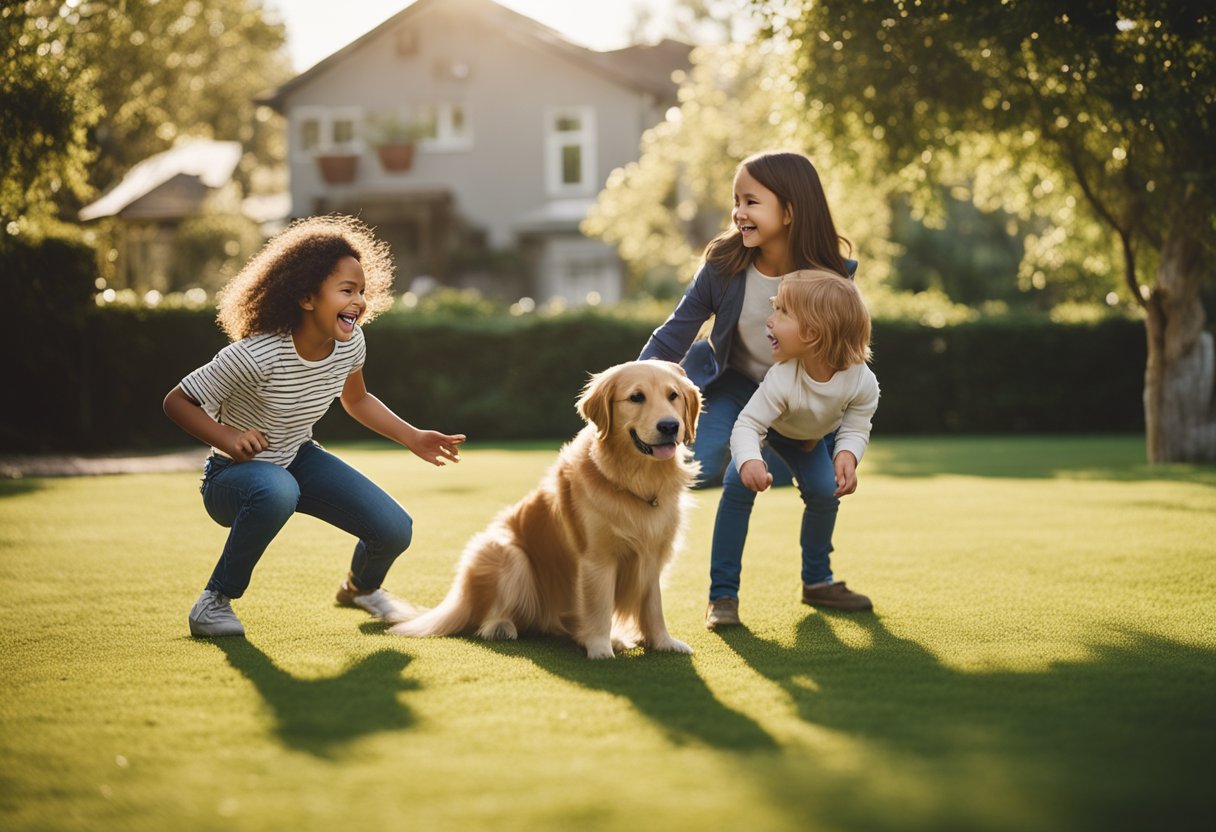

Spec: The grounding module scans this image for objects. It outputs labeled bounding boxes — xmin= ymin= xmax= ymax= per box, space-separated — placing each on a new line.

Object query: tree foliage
xmin=763 ymin=0 xmax=1216 ymax=303
xmin=0 ymin=2 xmax=101 ymax=224
xmin=61 ymin=0 xmax=291 ymax=200
xmin=760 ymin=0 xmax=1216 ymax=460
xmin=585 ymin=26 xmax=1126 ymax=317
xmin=1 ymin=0 xmax=291 ymax=230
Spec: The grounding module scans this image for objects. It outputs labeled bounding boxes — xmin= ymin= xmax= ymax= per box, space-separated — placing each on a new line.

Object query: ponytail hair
xmin=705 ymin=151 xmax=852 ymax=278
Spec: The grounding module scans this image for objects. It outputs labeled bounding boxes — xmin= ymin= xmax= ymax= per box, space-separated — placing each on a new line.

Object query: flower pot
xmin=376 ymin=143 xmax=415 ymax=172
xmin=317 ymin=154 xmax=358 ymax=183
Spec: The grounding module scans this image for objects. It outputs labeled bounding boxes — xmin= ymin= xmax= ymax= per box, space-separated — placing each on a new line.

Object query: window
xmin=416 ymin=103 xmax=472 ymax=151
xmin=300 ymin=119 xmax=321 ymax=153
xmin=545 ymin=107 xmax=595 ymax=196
xmin=294 ymin=106 xmax=364 ymax=158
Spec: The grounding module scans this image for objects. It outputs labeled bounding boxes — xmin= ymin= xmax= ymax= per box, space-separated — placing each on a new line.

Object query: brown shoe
xmin=802 ymin=581 xmax=873 ymax=612
xmin=705 ymin=597 xmax=741 ymax=630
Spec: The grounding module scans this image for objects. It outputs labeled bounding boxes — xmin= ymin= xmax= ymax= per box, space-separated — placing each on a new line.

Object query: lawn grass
xmin=1 ymin=435 xmax=1213 ymax=832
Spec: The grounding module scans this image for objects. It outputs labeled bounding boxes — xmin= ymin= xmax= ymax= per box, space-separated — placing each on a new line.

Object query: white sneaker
xmin=189 ymin=590 xmax=245 ymax=637
xmin=335 ymin=580 xmax=418 ymax=623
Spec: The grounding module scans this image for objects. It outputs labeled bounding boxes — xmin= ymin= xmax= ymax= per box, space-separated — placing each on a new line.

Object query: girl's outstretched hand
xmin=409 ymin=431 xmax=466 ymax=466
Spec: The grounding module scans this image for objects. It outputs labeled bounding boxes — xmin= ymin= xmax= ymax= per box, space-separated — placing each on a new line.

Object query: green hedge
xmin=871 ymin=318 xmax=1146 ymax=433
xmin=0 ymin=307 xmax=1147 ymax=454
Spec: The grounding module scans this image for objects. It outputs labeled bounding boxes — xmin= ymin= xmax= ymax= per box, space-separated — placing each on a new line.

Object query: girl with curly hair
xmin=164 ymin=215 xmax=465 ymax=638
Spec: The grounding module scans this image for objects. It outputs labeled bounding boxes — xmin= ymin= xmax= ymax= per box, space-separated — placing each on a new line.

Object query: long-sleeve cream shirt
xmin=730 ymin=359 xmax=880 ymax=468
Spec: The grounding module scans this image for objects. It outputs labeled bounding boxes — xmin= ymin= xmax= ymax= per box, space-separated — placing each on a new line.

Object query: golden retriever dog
xmin=388 ymin=360 xmax=701 ymax=659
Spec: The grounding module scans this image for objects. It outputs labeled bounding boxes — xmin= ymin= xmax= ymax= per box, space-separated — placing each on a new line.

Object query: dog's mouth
xmin=631 ymin=429 xmax=679 ymax=460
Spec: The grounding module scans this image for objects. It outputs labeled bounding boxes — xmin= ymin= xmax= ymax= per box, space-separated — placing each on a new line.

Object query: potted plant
xmin=316 ymin=153 xmax=358 ymax=183
xmin=366 ymin=112 xmax=425 ymax=172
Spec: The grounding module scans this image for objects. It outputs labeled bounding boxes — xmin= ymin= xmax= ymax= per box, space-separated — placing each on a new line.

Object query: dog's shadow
xmin=476 ymin=637 xmax=778 ymax=752
xmin=208 ymin=639 xmax=418 ymax=758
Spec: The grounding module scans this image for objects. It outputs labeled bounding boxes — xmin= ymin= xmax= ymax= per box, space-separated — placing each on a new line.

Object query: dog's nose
xmin=656 ymin=418 xmax=680 ymax=438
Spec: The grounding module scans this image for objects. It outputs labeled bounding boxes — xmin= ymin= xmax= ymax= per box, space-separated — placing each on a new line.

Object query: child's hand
xmin=739 ymin=459 xmax=773 ymax=492
xmin=410 ymin=431 xmax=466 ymax=467
xmin=225 ymin=428 xmax=269 ymax=462
xmin=834 ymin=451 xmax=858 ymax=497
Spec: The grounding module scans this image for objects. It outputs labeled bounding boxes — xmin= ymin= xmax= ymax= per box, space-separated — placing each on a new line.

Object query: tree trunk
xmin=1143 ymin=228 xmax=1216 ymax=462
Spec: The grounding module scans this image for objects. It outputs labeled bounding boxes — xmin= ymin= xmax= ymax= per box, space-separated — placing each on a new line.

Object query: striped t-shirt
xmin=180 ymin=327 xmax=366 ymax=467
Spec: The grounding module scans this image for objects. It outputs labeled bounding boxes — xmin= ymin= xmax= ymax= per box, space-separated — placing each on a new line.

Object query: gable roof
xmin=79 ymin=139 xmax=241 ymax=221
xmin=259 ymin=0 xmax=691 ymax=110
xmin=588 ymin=39 xmax=695 ymax=100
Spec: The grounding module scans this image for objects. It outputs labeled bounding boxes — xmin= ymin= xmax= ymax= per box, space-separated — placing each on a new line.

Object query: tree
xmin=4 ymin=0 xmax=290 ymax=223
xmin=762 ymin=0 xmax=1216 ymax=462
xmin=0 ymin=2 xmax=100 ymax=226
xmin=61 ymin=0 xmax=291 ymax=201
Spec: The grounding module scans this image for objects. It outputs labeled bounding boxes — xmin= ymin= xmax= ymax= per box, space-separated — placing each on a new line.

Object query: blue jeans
xmin=709 ymin=430 xmax=839 ymax=600
xmin=693 ymin=368 xmax=792 ymax=489
xmin=199 ymin=441 xmax=412 ymax=598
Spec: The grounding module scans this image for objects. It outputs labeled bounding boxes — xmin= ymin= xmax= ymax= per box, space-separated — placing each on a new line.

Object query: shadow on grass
xmin=209 ymin=640 xmax=418 ymax=758
xmin=864 ymin=435 xmax=1216 ymax=486
xmin=0 ymin=478 xmax=44 ymax=498
xmin=720 ymin=613 xmax=1216 ymax=832
xmin=478 ymin=637 xmax=778 ymax=752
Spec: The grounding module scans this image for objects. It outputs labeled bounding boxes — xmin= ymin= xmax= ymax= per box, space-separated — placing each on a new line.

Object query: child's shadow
xmin=478 ymin=637 xmax=778 ymax=752
xmin=719 ymin=612 xmax=1216 ymax=829
xmin=209 ymin=640 xmax=418 ymax=758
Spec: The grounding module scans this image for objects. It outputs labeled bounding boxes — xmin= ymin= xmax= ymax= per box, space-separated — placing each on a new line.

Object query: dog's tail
xmin=387 ymin=529 xmax=537 ymax=638
xmin=386 ymin=586 xmax=471 ymax=636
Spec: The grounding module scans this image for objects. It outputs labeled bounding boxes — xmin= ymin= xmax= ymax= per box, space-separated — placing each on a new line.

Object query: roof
xmin=587 ymin=39 xmax=694 ymax=101
xmin=258 ymin=0 xmax=691 ymax=110
xmin=79 ymin=139 xmax=242 ymax=221
xmin=512 ymin=197 xmax=595 ymax=234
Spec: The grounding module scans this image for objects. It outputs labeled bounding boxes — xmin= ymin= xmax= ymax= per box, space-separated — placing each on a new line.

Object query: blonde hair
xmin=776 ymin=269 xmax=872 ymax=370
xmin=215 ymin=214 xmax=395 ymax=341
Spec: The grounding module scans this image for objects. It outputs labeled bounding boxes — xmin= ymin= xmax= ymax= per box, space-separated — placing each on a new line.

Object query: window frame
xmin=416 ymin=102 xmax=473 ymax=153
xmin=544 ymin=106 xmax=596 ymax=197
xmin=293 ymin=106 xmax=366 ymax=160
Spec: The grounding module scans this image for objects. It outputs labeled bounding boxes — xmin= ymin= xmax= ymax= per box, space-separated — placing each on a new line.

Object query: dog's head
xmin=577 ymin=360 xmax=702 ymax=460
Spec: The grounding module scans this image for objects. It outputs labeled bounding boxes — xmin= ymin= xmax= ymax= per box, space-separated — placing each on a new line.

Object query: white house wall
xmin=280 ymin=6 xmax=664 ymax=276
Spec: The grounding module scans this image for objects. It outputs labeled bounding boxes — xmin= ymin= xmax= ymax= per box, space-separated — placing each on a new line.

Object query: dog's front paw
xmin=650 ymin=637 xmax=693 ymax=655
xmin=584 ymin=638 xmax=616 ymax=660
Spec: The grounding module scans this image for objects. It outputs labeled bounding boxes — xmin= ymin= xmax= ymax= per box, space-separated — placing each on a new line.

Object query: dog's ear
xmin=681 ymin=376 xmax=702 ymax=445
xmin=577 ymin=369 xmax=614 ymax=440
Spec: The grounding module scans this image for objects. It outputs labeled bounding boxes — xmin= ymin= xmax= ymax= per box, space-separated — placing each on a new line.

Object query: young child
xmin=705 ymin=270 xmax=879 ymax=630
xmin=639 ymin=150 xmax=857 ymax=493
xmin=164 ymin=215 xmax=466 ymax=638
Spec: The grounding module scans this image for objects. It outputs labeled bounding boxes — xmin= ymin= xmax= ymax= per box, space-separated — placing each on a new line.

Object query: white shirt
xmin=731 ymin=359 xmax=880 ymax=468
xmin=727 ymin=265 xmax=782 ymax=384
xmin=179 ymin=327 xmax=366 ymax=467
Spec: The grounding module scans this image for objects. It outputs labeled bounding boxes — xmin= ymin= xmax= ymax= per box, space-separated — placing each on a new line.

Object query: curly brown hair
xmin=215 ymin=214 xmax=396 ymax=341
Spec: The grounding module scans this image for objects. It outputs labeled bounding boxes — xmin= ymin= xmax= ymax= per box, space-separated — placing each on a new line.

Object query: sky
xmin=267 ymin=0 xmax=678 ymax=72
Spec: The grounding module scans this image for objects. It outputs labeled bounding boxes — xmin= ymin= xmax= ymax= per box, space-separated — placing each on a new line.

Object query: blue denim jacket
xmin=638 ymin=258 xmax=858 ymax=390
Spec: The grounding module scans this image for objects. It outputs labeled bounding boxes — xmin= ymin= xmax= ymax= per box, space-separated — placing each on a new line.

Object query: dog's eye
xmin=668 ymin=390 xmax=679 ymax=401
xmin=629 ymin=392 xmax=645 ymax=403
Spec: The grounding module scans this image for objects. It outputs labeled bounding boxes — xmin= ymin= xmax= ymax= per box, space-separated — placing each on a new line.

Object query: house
xmin=77 ymin=138 xmax=290 ymax=294
xmin=259 ymin=0 xmax=691 ymax=306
